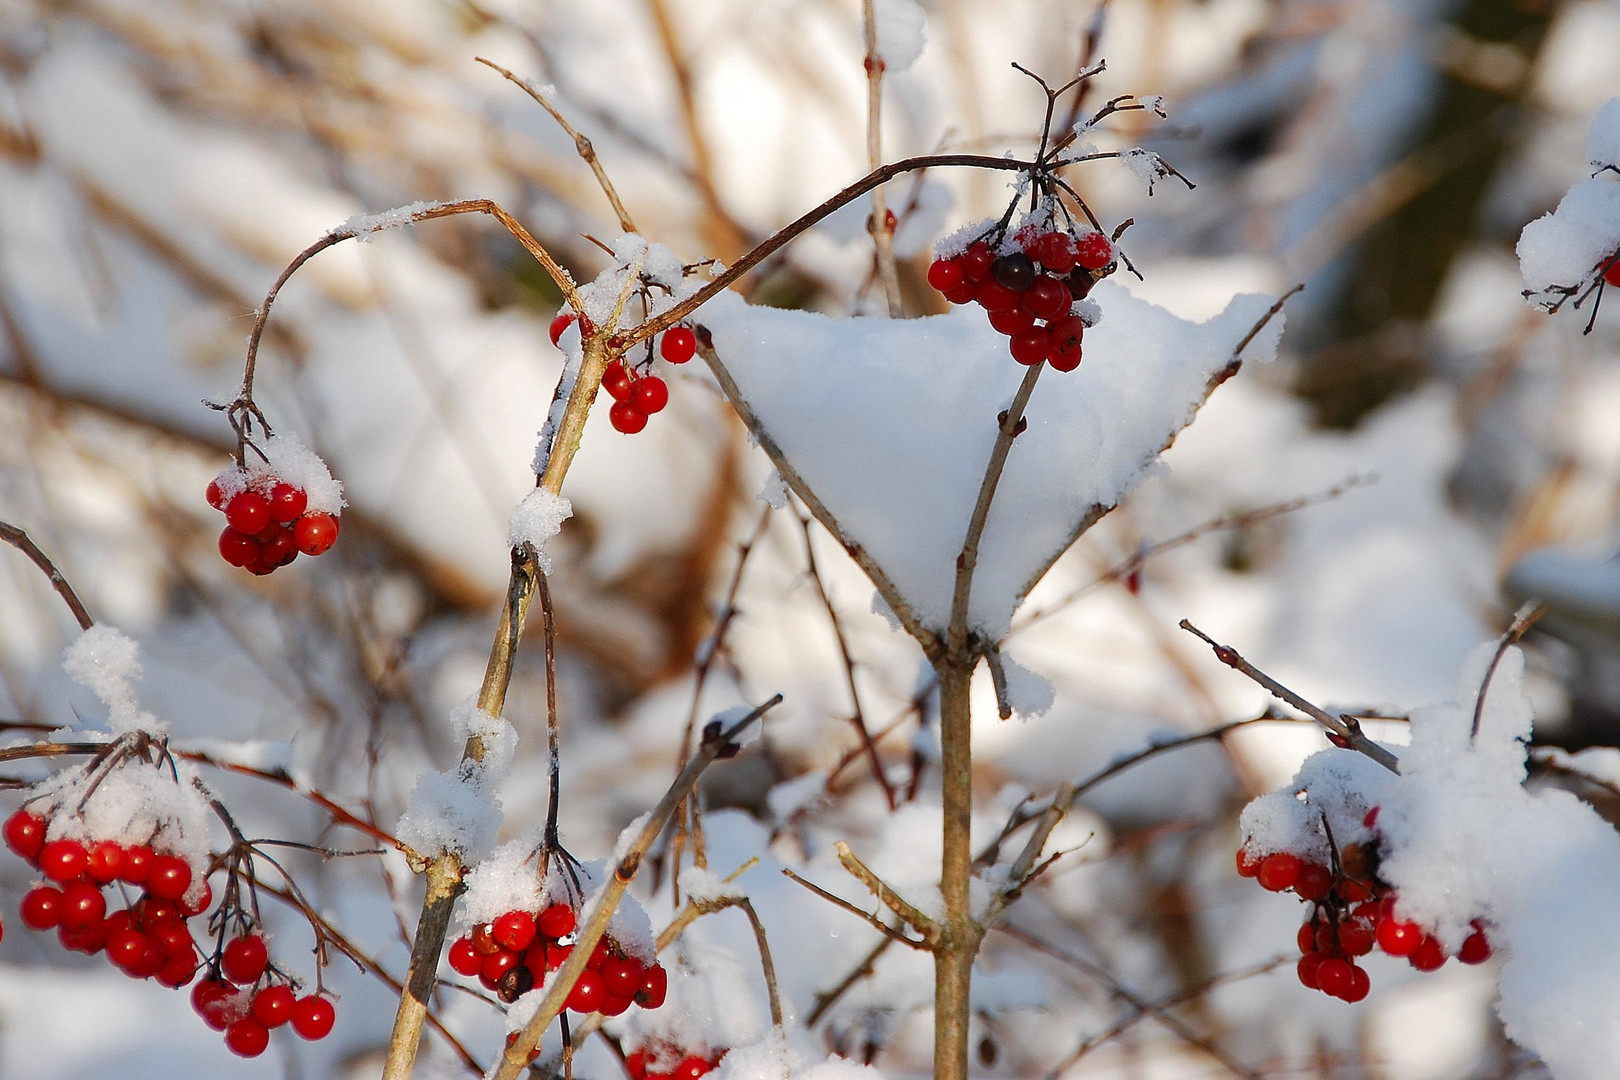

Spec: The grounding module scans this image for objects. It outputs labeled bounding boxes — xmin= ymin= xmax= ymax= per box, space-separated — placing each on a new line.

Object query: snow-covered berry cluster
xmin=626 ymin=1040 xmax=726 ymax=1080
xmin=927 ymin=220 xmax=1112 ymax=370
xmin=8 ymin=808 xmax=206 ymax=985
xmin=206 ymin=434 xmax=344 ymax=575
xmin=449 ymin=901 xmax=669 ymax=1014
xmin=549 ymin=306 xmax=698 ymax=436
xmin=191 ymin=933 xmax=337 ymax=1056
xmin=1238 ymin=804 xmax=1493 ymax=1002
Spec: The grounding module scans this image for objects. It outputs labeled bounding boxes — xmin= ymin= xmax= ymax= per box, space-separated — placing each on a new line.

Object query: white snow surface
xmin=1587 ymin=97 xmax=1620 ymax=171
xmin=871 ymin=0 xmax=926 ymax=71
xmin=1517 ymin=178 xmax=1620 ymax=304
xmin=698 ymin=284 xmax=1281 ymax=637
xmin=508 ymin=488 xmax=572 ymax=572
xmin=62 ymin=625 xmax=159 ymax=734
xmin=341 ymin=199 xmax=453 ymax=239
xmin=395 ymin=699 xmax=516 ymax=862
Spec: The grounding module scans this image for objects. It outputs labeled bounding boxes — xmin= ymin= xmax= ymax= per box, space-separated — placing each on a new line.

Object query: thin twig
xmin=797 ymin=511 xmax=896 ymax=807
xmin=782 ymin=867 xmax=931 ymax=951
xmin=861 ymin=0 xmax=902 ymax=316
xmin=805 ymin=936 xmax=896 ymax=1026
xmin=1179 ymin=621 xmax=1400 ymax=773
xmin=0 ymin=521 xmax=94 ymax=631
xmin=475 ymin=58 xmax=637 ymax=234
xmin=1471 ymin=601 xmax=1548 ymax=739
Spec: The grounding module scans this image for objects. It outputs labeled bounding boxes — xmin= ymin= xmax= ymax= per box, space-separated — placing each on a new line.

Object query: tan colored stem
xmin=932 ymin=658 xmax=979 ymax=1080
xmin=861 ymin=0 xmax=902 ymax=316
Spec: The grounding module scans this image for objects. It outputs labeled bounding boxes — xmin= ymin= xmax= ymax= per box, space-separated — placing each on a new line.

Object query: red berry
xmin=225 ymin=492 xmax=272 ymax=535
xmin=567 ymin=969 xmax=606 ymax=1013
xmin=633 ymin=376 xmax=670 ymax=415
xmin=1604 ymin=255 xmax=1620 ymax=288
xmin=158 ymin=953 xmax=199 ymax=988
xmin=987 ymin=307 xmax=1035 ymax=337
xmin=603 ymin=360 xmax=635 ymax=401
xmin=269 ymin=483 xmax=308 ymax=524
xmin=627 ymin=1051 xmax=649 ymax=1080
xmin=1036 ymin=232 xmax=1077 ymax=274
xmin=1049 ymin=314 xmax=1085 ymax=354
xmin=1048 ymin=344 xmax=1083 ymax=372
xmin=1409 ymin=935 xmax=1446 ymax=972
xmin=193 ymin=979 xmax=240 ymax=1030
xmin=252 ymin=984 xmax=297 ymax=1028
xmin=492 ymin=911 xmax=537 ymax=952
xmin=675 ymin=1055 xmax=714 ymax=1080
xmin=1235 ymin=848 xmax=1262 ymax=878
xmin=181 ymin=880 xmax=213 ymax=918
xmin=20 ymin=886 xmax=62 ymax=929
xmin=1315 ymin=958 xmax=1354 ymax=999
xmin=481 ymin=949 xmax=520 ymax=984
xmin=1020 ymin=277 xmax=1071 ymax=321
xmin=153 ymin=921 xmax=195 ymax=960
xmin=1294 ymin=863 xmax=1333 ymax=903
xmin=449 ymin=937 xmax=482 ymax=977
xmin=1338 ymin=918 xmax=1376 ymax=957
xmin=610 ymin=401 xmax=649 ymax=435
xmin=1074 ymin=231 xmax=1114 ymax=270
xmin=991 ymin=253 xmax=1036 ymax=292
xmin=1376 ymin=916 xmax=1422 ymax=957
xmin=961 ymin=243 xmax=994 ymax=282
xmin=586 ymin=939 xmax=612 ymax=970
xmin=1009 ymin=329 xmax=1051 ymax=366
xmin=86 ymin=840 xmax=125 ymax=884
xmin=1296 ymin=953 xmax=1323 ymax=990
xmin=1459 ymin=925 xmax=1492 ymax=965
xmin=660 ymin=326 xmax=698 ymax=364
xmin=470 ymin=923 xmax=501 ymax=955
xmin=550 ymin=312 xmax=578 ymax=347
xmin=39 ymin=839 xmax=88 ymax=883
xmin=146 ymin=855 xmax=192 ymax=901
xmin=943 ymin=281 xmax=978 ymax=305
xmin=1296 ymin=923 xmax=1317 ymax=955
xmin=294 ymin=513 xmax=339 ymax=556
xmin=291 ymin=995 xmax=336 ymax=1040
xmin=926 ymin=258 xmax=965 ymax=293
xmin=3 ymin=810 xmax=46 ymax=862
xmin=975 ymin=281 xmax=1019 ymax=313
xmin=637 ymin=962 xmax=668 ymax=1009
xmin=1363 ymin=806 xmax=1380 ymax=829
xmin=57 ymin=881 xmax=106 ymax=933
xmin=206 ymin=479 xmax=226 ymax=510
xmin=106 ymin=927 xmax=149 ymax=972
xmin=1256 ymin=852 xmax=1302 ymax=893
xmin=222 ymin=934 xmax=269 ymax=984
xmin=226 ymin=1017 xmax=271 ymax=1058
xmin=1344 ymin=964 xmax=1371 ymax=1003
xmin=599 ymin=991 xmax=634 ymax=1017
xmin=602 ymin=956 xmax=644 ymax=998
xmin=537 ymin=904 xmax=576 ymax=939
xmin=121 ymin=844 xmax=154 ymax=886
xmin=58 ymin=921 xmax=107 ymax=954
xmin=218 ymin=527 xmax=259 ymax=568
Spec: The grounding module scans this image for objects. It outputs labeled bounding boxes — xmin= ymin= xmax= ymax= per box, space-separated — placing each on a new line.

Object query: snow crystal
xmin=395 ymin=699 xmax=515 ymax=862
xmin=1586 ymin=97 xmax=1620 ymax=171
xmin=871 ymin=0 xmax=926 ymax=71
xmin=677 ymin=863 xmax=746 ymax=904
xmin=340 ymin=199 xmax=450 ymax=239
xmin=213 ymin=432 xmax=345 ymax=515
xmin=756 ymin=470 xmax=789 ymax=509
xmin=1517 ymin=178 xmax=1620 ymax=306
xmin=62 ymin=626 xmax=158 ymax=734
xmin=508 ymin=487 xmax=572 ymax=572
xmin=698 ymin=283 xmax=1281 ymax=637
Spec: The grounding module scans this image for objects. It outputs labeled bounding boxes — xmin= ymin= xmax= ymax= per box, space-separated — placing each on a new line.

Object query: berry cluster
xmin=448 ymin=903 xmax=669 ymax=1014
xmin=8 ymin=809 xmax=206 ymax=987
xmin=604 ymin=324 xmax=696 ymax=435
xmin=207 ymin=467 xmax=339 ymax=576
xmin=627 ymin=1042 xmax=726 ymax=1080
xmin=1237 ymin=807 xmax=1493 ymax=1002
xmin=191 ymin=933 xmax=336 ymax=1056
xmin=927 ymin=224 xmax=1114 ymax=371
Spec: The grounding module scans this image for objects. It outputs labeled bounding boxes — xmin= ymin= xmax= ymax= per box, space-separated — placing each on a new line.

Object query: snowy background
xmin=1 ymin=0 xmax=1619 ymax=1077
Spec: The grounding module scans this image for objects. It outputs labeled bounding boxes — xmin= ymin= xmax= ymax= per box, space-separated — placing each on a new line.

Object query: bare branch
xmin=0 ymin=521 xmax=94 ymax=631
